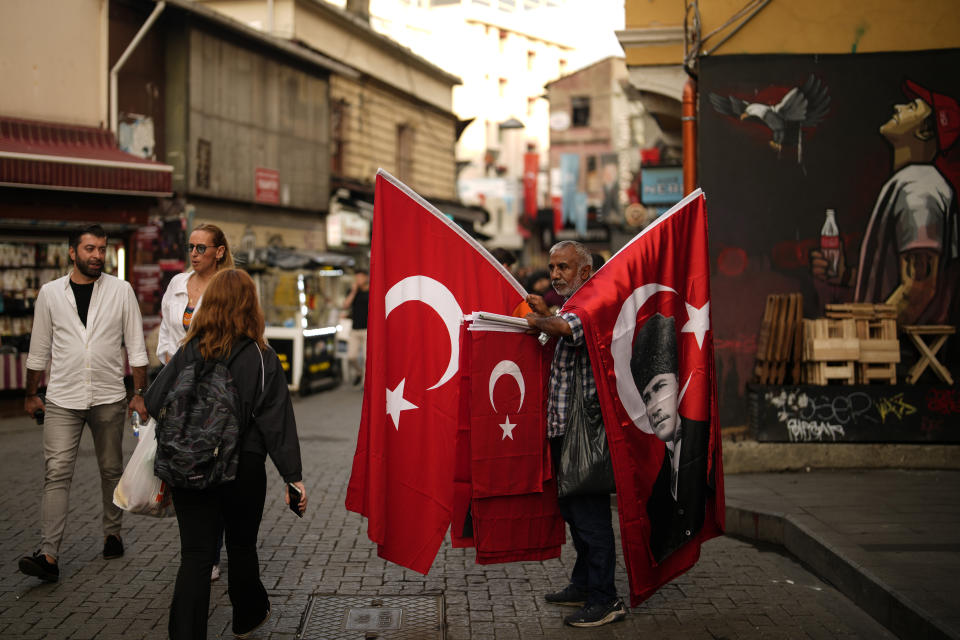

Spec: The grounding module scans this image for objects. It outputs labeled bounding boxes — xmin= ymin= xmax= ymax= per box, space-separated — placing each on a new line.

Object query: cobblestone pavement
xmin=0 ymin=386 xmax=895 ymax=639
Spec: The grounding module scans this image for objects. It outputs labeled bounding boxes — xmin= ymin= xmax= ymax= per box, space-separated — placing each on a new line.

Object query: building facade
xmin=338 ymin=0 xmax=585 ymax=251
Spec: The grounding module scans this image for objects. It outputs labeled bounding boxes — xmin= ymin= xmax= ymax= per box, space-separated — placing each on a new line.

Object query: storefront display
xmin=250 ymin=256 xmax=354 ymax=395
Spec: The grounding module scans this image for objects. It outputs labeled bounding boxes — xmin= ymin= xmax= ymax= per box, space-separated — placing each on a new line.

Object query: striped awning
xmin=0 ymin=116 xmax=172 ymax=197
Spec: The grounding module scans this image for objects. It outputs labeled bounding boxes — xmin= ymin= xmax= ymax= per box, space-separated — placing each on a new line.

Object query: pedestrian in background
xmin=525 ymin=240 xmax=627 ymax=628
xmin=156 ymin=222 xmax=235 ymax=582
xmin=19 ymin=224 xmax=149 ymax=583
xmin=145 ymin=268 xmax=306 ymax=640
xmin=491 ymin=247 xmax=517 ymax=272
xmin=156 ymin=223 xmax=235 ymax=365
xmin=342 ymin=268 xmax=369 ymax=386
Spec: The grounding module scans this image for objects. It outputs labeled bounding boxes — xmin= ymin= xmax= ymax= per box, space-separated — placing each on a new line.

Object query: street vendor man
xmin=524 ymin=240 xmax=627 ymax=628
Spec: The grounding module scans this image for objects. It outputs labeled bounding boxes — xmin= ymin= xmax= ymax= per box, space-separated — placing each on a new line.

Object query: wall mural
xmin=708 ymin=74 xmax=832 ymax=165
xmin=698 ymin=50 xmax=960 ymax=430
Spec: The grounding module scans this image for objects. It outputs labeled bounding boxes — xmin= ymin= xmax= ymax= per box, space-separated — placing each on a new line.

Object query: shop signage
xmin=327 ymin=211 xmax=370 ymax=247
xmin=640 ymin=166 xmax=683 ymax=205
xmin=255 ymin=167 xmax=281 ymax=204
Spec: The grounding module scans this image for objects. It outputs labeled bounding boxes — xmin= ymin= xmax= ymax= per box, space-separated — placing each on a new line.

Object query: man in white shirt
xmin=19 ymin=224 xmax=149 ymax=583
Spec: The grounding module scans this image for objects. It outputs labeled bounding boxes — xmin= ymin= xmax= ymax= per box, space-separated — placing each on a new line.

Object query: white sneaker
xmin=211 ymin=564 xmax=221 ymax=582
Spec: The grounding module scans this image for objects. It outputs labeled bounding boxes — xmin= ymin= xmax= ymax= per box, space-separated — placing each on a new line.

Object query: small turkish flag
xmin=563 ymin=189 xmax=724 ymax=606
xmin=345 ymin=171 xmax=526 ymax=574
xmin=451 ymin=325 xmax=564 ymax=562
xmin=468 ymin=328 xmax=550 ymax=498
xmin=472 ymin=478 xmax=565 ymax=565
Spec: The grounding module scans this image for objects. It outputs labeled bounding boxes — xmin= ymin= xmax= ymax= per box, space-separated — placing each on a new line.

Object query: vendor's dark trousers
xmin=169 ymin=453 xmax=270 ymax=640
xmin=550 ymin=437 xmax=617 ymax=606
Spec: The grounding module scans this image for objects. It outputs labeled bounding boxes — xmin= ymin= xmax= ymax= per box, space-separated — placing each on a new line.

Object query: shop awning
xmin=0 ymin=116 xmax=173 ymax=197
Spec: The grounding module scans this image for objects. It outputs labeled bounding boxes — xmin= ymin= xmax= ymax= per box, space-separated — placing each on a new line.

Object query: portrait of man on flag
xmin=630 ymin=313 xmax=710 ymax=564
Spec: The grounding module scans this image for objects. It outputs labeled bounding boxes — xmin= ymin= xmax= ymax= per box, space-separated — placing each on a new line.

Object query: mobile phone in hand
xmin=288 ymin=483 xmax=304 ymax=518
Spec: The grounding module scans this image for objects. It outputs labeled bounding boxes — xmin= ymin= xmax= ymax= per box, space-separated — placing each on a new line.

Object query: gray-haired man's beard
xmin=552 ymin=276 xmax=584 ymax=299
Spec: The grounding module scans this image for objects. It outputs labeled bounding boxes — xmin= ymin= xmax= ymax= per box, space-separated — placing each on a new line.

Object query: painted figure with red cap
xmin=812 ymin=79 xmax=959 ymax=327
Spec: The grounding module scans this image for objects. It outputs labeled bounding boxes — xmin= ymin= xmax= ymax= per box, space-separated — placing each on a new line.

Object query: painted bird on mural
xmin=708 ymin=74 xmax=831 ymax=163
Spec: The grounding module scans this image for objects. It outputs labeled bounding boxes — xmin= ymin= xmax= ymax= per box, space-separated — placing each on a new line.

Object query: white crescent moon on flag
xmin=385 ymin=275 xmax=463 ymax=390
xmin=488 ymin=360 xmax=525 ymax=413
xmin=611 ymin=283 xmax=678 ymax=434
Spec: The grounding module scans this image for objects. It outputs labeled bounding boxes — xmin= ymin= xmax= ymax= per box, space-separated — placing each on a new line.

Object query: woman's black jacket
xmin=143 ymin=338 xmax=303 ymax=483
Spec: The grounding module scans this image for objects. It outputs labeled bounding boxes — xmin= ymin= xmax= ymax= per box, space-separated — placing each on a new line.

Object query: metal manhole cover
xmin=297 ymin=594 xmax=445 ymax=639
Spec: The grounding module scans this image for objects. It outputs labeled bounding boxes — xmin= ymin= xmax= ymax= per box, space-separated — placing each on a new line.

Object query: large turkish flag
xmin=562 ymin=189 xmax=725 ymax=606
xmin=345 ymin=171 xmax=526 ymax=574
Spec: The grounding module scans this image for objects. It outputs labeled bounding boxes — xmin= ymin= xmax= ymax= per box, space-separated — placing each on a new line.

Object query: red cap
xmin=903 ymin=79 xmax=960 ymax=153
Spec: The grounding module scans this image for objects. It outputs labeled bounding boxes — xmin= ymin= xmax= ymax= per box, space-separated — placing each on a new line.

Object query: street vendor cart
xmin=246 ymin=249 xmax=354 ymax=395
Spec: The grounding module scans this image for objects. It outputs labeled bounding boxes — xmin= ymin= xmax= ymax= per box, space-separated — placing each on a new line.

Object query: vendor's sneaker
xmin=18 ymin=551 xmax=59 ymax=583
xmin=103 ymin=535 xmax=124 ymax=559
xmin=564 ymin=598 xmax=627 ymax=627
xmin=211 ymin=564 xmax=221 ymax=582
xmin=544 ymin=584 xmax=588 ymax=607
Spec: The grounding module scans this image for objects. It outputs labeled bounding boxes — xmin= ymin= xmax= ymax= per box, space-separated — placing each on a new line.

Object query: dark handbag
xmin=557 ymin=349 xmax=615 ymax=498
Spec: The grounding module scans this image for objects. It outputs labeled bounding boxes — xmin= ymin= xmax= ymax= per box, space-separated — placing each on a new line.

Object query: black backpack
xmin=153 ymin=339 xmax=263 ymax=490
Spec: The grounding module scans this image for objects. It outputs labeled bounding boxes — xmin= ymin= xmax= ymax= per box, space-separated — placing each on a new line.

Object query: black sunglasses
xmin=188 ymin=243 xmax=220 ymax=255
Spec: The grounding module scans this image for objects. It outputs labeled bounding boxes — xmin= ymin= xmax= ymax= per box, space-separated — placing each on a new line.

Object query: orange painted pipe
xmin=682 ymin=77 xmax=697 ymax=195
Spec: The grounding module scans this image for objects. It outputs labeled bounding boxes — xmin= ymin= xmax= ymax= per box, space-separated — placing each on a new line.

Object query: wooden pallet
xmin=856 ymin=318 xmax=899 ymax=384
xmin=803 ymin=318 xmax=858 ymax=385
xmin=754 ymin=293 xmax=803 ymax=384
xmin=825 ymin=303 xmax=897 ymax=320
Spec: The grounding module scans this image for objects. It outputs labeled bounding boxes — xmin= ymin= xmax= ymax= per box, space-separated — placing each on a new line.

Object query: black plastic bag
xmin=557 ymin=350 xmax=615 ymax=498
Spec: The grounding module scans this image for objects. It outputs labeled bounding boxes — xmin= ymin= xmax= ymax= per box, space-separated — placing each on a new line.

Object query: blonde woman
xmin=157 ymin=224 xmax=234 ymax=365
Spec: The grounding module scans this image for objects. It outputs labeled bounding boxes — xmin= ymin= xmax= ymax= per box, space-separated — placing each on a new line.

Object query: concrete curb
xmin=725 ymin=503 xmax=958 ymax=640
xmin=722 ymin=441 xmax=960 ymax=474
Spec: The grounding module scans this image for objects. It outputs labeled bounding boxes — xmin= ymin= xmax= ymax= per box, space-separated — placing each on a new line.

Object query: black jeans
xmin=169 ymin=452 xmax=269 ymax=640
xmin=550 ymin=437 xmax=617 ymax=606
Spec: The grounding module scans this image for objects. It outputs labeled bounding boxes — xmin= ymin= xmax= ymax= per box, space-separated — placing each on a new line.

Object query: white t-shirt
xmin=855 ymin=163 xmax=958 ymax=321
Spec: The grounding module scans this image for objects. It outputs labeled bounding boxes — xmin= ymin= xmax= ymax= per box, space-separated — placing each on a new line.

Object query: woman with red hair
xmin=145 ymin=268 xmax=306 ymax=639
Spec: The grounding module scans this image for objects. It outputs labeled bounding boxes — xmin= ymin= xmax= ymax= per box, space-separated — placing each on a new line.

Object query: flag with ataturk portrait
xmin=345 ymin=170 xmax=527 ymax=574
xmin=562 ymin=188 xmax=725 ymax=606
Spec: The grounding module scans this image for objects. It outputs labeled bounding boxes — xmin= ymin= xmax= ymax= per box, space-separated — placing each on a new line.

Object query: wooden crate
xmin=825 ymin=303 xmax=897 ymax=320
xmin=859 ymin=362 xmax=897 ymax=384
xmin=754 ymin=293 xmax=803 ymax=384
xmin=803 ymin=318 xmax=858 ymax=385
xmin=855 ymin=318 xmax=899 ymax=384
xmin=806 ymin=360 xmax=858 ymax=385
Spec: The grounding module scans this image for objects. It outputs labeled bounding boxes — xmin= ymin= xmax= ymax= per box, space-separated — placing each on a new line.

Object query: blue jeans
xmin=550 ymin=437 xmax=617 ymax=605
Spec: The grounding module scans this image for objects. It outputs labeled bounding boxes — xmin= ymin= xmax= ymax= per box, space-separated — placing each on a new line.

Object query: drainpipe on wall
xmin=682 ymin=77 xmax=698 ymax=195
xmin=110 ymin=1 xmax=166 ymax=136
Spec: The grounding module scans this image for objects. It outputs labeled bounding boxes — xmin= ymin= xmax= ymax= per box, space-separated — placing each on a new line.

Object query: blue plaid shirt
xmin=546 ymin=312 xmax=598 ymax=438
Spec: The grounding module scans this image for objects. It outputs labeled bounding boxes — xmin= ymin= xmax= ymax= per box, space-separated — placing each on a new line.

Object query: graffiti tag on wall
xmin=764 ymin=389 xmax=876 ymax=442
xmin=753 ymin=385 xmax=960 ymax=443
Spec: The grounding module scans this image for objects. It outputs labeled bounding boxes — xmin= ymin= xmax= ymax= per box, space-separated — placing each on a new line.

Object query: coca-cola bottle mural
xmin=820 ymin=209 xmax=841 ymax=278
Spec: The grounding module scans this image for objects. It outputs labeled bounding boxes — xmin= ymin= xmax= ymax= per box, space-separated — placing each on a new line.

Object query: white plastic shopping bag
xmin=113 ymin=417 xmax=174 ymax=517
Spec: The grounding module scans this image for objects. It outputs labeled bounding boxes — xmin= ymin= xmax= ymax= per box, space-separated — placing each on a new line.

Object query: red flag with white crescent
xmin=472 ymin=479 xmax=565 ymax=564
xmin=468 ymin=329 xmax=549 ymax=498
xmin=345 ymin=170 xmax=526 ymax=574
xmin=562 ymin=189 xmax=725 ymax=606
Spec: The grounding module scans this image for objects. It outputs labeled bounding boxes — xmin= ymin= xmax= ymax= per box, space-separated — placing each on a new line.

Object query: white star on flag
xmin=499 ymin=415 xmax=517 ymax=440
xmin=680 ymin=301 xmax=710 ymax=349
xmin=386 ymin=379 xmax=418 ymax=430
